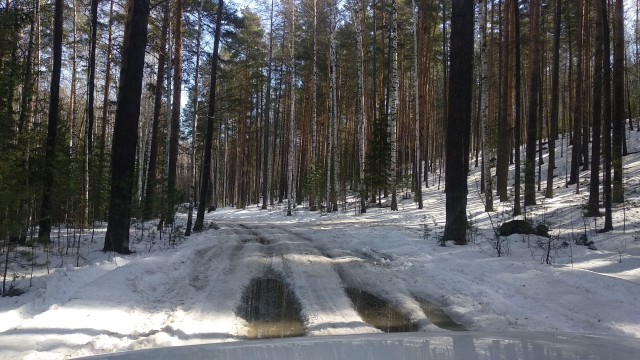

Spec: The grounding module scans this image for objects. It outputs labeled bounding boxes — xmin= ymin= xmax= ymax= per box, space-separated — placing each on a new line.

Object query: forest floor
xmin=1 ymin=132 xmax=640 ymax=359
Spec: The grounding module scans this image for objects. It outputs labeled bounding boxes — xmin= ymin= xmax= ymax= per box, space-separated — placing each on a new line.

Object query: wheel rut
xmin=238 ymin=224 xmax=378 ymax=335
xmin=251 ymin=223 xmax=442 ymax=332
xmin=160 ymin=224 xmax=271 ymax=340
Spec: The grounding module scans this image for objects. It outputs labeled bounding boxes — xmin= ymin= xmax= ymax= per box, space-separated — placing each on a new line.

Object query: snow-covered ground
xmin=1 ymin=131 xmax=640 ymax=359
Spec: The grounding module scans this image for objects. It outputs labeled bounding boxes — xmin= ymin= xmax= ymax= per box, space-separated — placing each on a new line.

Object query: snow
xmin=1 ymin=131 xmax=640 ymax=359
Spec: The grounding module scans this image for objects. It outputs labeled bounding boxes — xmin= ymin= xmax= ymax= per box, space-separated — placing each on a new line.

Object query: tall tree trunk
xmin=166 ymin=0 xmax=184 ymax=224
xmin=412 ymin=0 xmax=422 ymax=210
xmin=193 ymin=0 xmax=224 ymax=231
xmin=570 ymin=0 xmax=584 ymax=186
xmin=537 ymin=64 xmax=543 ymax=191
xmin=87 ymin=0 xmax=98 ymax=222
xmin=273 ymin=59 xmax=284 ymax=205
xmin=332 ymin=5 xmax=340 ymax=213
xmin=389 ymin=0 xmax=399 ymax=211
xmin=524 ymin=0 xmax=541 ymax=207
xmin=327 ymin=0 xmax=337 ymax=212
xmin=479 ymin=0 xmax=492 ymax=212
xmin=496 ymin=0 xmax=511 ymax=201
xmin=512 ymin=0 xmax=522 ymax=216
xmin=287 ymin=0 xmax=295 ymax=217
xmin=309 ymin=0 xmax=318 ymax=211
xmin=142 ymin=4 xmax=169 ymax=221
xmin=443 ymin=0 xmax=474 ymax=245
xmin=69 ymin=1 xmax=77 ymax=157
xmin=545 ymin=0 xmax=560 ymax=199
xmin=354 ymin=0 xmax=367 ymax=212
xmin=612 ymin=0 xmax=624 ymax=203
xmin=96 ymin=0 xmax=115 ymax=221
xmin=581 ymin=1 xmax=591 ymax=173
xmin=373 ymin=0 xmax=378 ymax=166
xmin=39 ymin=0 xmax=64 ymax=242
xmin=103 ymin=0 xmax=151 ymax=253
xmin=185 ymin=5 xmax=203 ymax=236
xmin=262 ymin=0 xmax=274 ymax=210
xmin=587 ymin=0 xmax=604 ymax=217
xmin=602 ymin=0 xmax=613 ymax=231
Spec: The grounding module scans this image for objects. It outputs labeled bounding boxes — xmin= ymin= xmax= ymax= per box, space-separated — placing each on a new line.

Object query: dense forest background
xmin=0 ymin=0 xmax=638 ymax=254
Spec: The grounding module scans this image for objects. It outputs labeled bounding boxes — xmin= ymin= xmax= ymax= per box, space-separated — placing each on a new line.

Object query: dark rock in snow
xmin=499 ymin=220 xmax=550 ymax=238
xmin=534 ymin=224 xmax=550 ymax=237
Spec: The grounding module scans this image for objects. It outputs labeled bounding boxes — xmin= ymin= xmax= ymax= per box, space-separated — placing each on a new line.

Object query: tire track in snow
xmin=160 ymin=223 xmax=271 ymax=342
xmin=244 ymin=225 xmax=379 ymax=336
xmin=270 ymin=225 xmax=439 ymax=332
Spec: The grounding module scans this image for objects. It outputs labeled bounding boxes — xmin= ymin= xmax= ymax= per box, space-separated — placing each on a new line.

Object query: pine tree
xmin=96 ymin=0 xmax=116 ymax=221
xmin=496 ymin=0 xmax=512 ymax=202
xmin=166 ymin=0 xmax=184 ymax=225
xmin=287 ymin=0 xmax=296 ymax=216
xmin=479 ymin=0 xmax=492 ymax=212
xmin=443 ymin=0 xmax=474 ymax=244
xmin=524 ymin=0 xmax=541 ymax=207
xmin=612 ymin=0 xmax=625 ymax=203
xmin=545 ymin=0 xmax=560 ymax=199
xmin=262 ymin=0 xmax=275 ymax=210
xmin=87 ymin=0 xmax=99 ymax=221
xmin=185 ymin=2 xmax=204 ymax=236
xmin=512 ymin=0 xmax=522 ymax=216
xmin=194 ymin=0 xmax=224 ymax=232
xmin=587 ymin=0 xmax=604 ymax=217
xmin=353 ymin=0 xmax=367 ymax=213
xmin=103 ymin=0 xmax=151 ymax=253
xmin=142 ymin=3 xmax=170 ymax=221
xmin=39 ymin=0 xmax=64 ymax=243
xmin=600 ymin=0 xmax=613 ymax=232
xmin=388 ymin=0 xmax=399 ymax=211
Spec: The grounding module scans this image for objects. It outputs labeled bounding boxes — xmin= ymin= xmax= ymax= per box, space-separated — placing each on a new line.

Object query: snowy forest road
xmin=0 ymin=220 xmax=440 ymax=359
xmin=2 ymin=207 xmax=639 ymax=360
xmin=197 ymin=222 xmax=437 ymax=335
xmin=159 ymin=221 xmax=388 ymax=339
